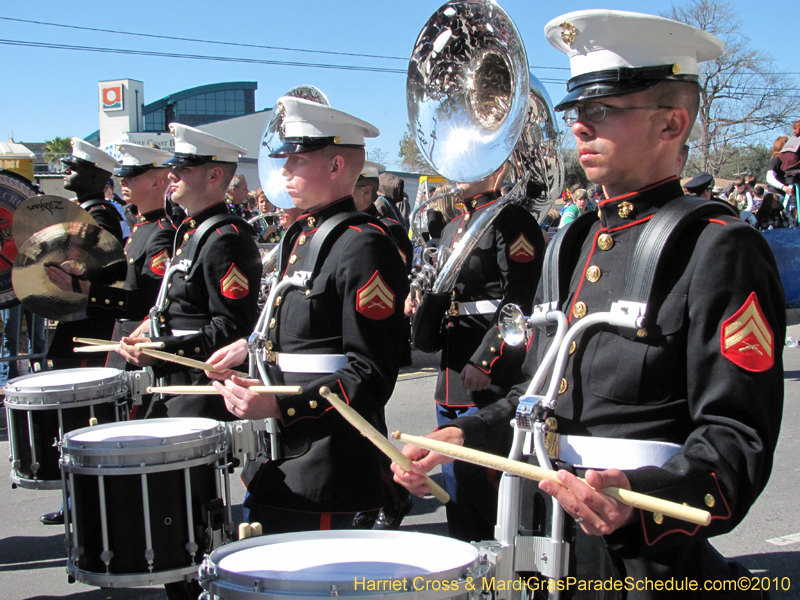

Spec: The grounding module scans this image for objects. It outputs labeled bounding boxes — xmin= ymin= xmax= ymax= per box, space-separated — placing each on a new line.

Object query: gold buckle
xmin=448 ymin=301 xmax=460 ymax=317
xmin=532 ymin=432 xmax=560 ymax=459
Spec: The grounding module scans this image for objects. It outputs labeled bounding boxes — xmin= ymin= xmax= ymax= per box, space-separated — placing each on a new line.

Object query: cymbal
xmin=12 ymin=222 xmax=126 ymax=321
xmin=12 ymin=195 xmax=97 ymax=248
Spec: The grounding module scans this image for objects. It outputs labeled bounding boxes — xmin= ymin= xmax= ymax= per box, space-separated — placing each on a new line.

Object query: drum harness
xmin=483 ymin=196 xmax=736 ymax=598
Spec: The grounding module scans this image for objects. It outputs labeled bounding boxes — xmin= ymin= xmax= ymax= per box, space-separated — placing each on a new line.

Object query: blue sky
xmin=1 ymin=1 xmax=795 ymax=169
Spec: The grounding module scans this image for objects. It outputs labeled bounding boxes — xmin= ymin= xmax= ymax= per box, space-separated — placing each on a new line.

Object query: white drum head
xmin=217 ymin=531 xmax=478 ymax=581
xmin=70 ymin=418 xmax=220 ymax=443
xmin=7 ymin=368 xmax=121 ymax=390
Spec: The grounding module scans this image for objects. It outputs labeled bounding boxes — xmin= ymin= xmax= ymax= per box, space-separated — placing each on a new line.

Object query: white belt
xmin=268 ymin=352 xmax=348 ymax=374
xmin=171 ymin=329 xmax=200 ymax=337
xmin=524 ymin=433 xmax=682 ymax=470
xmin=457 ymin=299 xmax=500 ymax=316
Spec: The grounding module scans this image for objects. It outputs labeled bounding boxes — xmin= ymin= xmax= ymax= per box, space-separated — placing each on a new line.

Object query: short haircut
xmin=321 ymin=145 xmax=365 ymax=182
xmin=754 ymin=185 xmax=765 ymax=196
xmin=208 ymin=162 xmax=237 ymax=191
xmin=357 ymin=176 xmax=379 ymax=202
xmin=734 ymin=176 xmax=745 ymax=186
xmin=646 ymin=81 xmax=700 ymax=144
xmin=227 ymin=173 xmax=245 ymax=193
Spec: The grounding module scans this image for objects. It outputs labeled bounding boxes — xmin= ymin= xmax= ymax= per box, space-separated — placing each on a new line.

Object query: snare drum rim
xmin=201 ymin=530 xmax=482 ymax=597
xmin=61 ymin=418 xmax=228 ymax=471
xmin=4 ymin=368 xmax=127 ymax=406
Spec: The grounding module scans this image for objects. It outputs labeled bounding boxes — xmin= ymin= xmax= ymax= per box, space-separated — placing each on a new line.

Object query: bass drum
xmin=0 ymin=170 xmax=39 ymax=309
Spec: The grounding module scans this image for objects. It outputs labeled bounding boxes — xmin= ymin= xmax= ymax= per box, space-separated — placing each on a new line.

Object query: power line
xmin=0 ymin=16 xmax=408 ymax=62
xmin=0 ymin=39 xmax=408 ymax=74
xmin=0 ymin=16 xmax=573 ymax=72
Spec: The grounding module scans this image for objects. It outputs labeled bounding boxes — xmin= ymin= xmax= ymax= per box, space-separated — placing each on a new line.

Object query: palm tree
xmin=42 ymin=136 xmax=72 ymax=165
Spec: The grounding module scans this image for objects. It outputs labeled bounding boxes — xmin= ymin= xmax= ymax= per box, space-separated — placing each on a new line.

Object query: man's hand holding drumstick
xmin=391 ymin=428 xmax=635 ymax=537
xmin=204 ymin=339 xmax=280 ymax=420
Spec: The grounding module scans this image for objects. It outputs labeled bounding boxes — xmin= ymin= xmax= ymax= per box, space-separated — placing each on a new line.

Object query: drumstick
xmin=147 ymin=385 xmax=302 ymax=395
xmin=319 ymin=387 xmax=450 ymax=504
xmin=73 ymin=342 xmax=165 ymax=352
xmin=73 ymin=337 xmax=115 ymax=345
xmin=392 ymin=431 xmax=711 ymax=526
xmin=139 ymin=347 xmax=248 ymax=377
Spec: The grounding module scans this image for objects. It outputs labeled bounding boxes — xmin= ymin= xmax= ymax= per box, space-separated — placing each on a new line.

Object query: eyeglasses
xmin=562 ymin=102 xmax=676 ymax=127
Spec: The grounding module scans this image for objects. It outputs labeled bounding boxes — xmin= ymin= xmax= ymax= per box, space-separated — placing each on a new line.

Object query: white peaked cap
xmin=360 ymin=160 xmax=385 ymax=179
xmin=114 ymin=143 xmax=173 ymax=176
xmin=269 ymin=96 xmax=379 ymax=157
xmin=166 ymin=123 xmax=247 ymax=165
xmin=544 ymin=10 xmax=724 ymax=110
xmin=63 ymin=137 xmax=121 ymax=174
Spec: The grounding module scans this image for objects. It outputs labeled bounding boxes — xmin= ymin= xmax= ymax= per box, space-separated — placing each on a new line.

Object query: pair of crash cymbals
xmin=12 ymin=195 xmax=126 ymax=321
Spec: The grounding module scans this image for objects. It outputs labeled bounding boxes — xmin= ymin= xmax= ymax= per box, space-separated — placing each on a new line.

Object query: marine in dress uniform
xmin=209 ymin=97 xmax=409 ymax=532
xmin=48 ymin=143 xmax=177 ymax=376
xmin=393 ymin=12 xmax=784 ymax=598
xmin=47 ymin=139 xmax=124 ymax=369
xmin=118 ymin=124 xmax=261 ymax=422
xmin=410 ymin=170 xmax=544 ymax=542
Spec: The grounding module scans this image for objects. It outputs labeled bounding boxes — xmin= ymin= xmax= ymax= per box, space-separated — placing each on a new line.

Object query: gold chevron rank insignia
xmin=509 ymin=233 xmax=536 ymax=263
xmin=721 ymin=292 xmax=773 ymax=372
xmin=150 ymin=249 xmax=169 ymax=276
xmin=220 ymin=264 xmax=249 ymax=300
xmin=356 ymin=271 xmax=395 ymax=320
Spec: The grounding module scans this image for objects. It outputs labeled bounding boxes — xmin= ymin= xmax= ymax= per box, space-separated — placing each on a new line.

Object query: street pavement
xmin=1 ymin=328 xmax=800 ymax=599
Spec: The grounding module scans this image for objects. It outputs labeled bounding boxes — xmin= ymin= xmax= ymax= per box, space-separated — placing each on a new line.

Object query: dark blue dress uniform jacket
xmin=147 ymin=202 xmax=261 ymax=421
xmin=434 ymin=190 xmax=544 ymax=407
xmin=454 ymin=177 xmax=785 ymax=595
xmin=248 ymin=196 xmax=409 ymax=514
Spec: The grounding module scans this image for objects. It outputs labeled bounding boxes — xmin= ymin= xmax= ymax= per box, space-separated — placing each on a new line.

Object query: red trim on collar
xmin=598 ymin=176 xmax=680 ymax=206
xmin=708 ymin=218 xmax=728 ymax=226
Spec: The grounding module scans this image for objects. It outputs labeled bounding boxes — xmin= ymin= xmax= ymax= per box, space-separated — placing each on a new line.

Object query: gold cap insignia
xmin=333 ymin=136 xmax=341 ymax=144
xmin=672 ymin=63 xmax=681 ymax=75
xmin=560 ymin=22 xmax=579 ymax=47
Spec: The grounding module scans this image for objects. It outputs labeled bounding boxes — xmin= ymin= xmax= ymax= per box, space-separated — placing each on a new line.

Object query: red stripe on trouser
xmin=319 ymin=513 xmax=332 ymax=530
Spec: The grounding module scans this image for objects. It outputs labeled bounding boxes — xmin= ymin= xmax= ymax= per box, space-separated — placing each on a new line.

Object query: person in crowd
xmin=722 ymin=176 xmax=753 ymax=211
xmin=767 ymin=135 xmax=791 ymax=199
xmin=252 ymin=188 xmax=281 ymax=243
xmin=204 ymin=97 xmax=409 ymax=536
xmin=392 ymin=11 xmax=784 ymax=598
xmin=755 ymin=192 xmax=790 ymax=230
xmin=379 ymin=172 xmax=410 ymax=230
xmin=561 ymin=188 xmax=589 ymax=226
xmin=684 ymin=171 xmax=715 ymax=199
xmin=224 ymin=173 xmax=251 ymax=218
xmin=752 ymin=184 xmax=766 ymax=211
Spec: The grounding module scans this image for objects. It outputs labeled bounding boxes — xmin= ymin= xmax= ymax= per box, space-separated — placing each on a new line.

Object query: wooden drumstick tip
xmin=238 ymin=523 xmax=251 ymax=540
xmin=319 ymin=386 xmax=331 ymax=397
xmin=391 ymin=430 xmax=401 ymax=440
xmin=89 ymin=417 xmax=98 ymax=427
xmin=250 ymin=522 xmax=263 ymax=537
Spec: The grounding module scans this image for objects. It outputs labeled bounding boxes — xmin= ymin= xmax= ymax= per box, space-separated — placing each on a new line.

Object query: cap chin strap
xmin=567 ymin=64 xmax=699 ymax=92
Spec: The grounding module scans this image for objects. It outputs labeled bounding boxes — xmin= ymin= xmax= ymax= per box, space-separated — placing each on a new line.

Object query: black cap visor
xmin=114 ymin=164 xmax=158 ymax=178
xmin=555 ymin=65 xmax=699 ymax=111
xmin=268 ymin=137 xmax=363 ymax=158
xmin=164 ymin=153 xmax=220 ymax=167
xmin=61 ymin=155 xmax=112 ymax=175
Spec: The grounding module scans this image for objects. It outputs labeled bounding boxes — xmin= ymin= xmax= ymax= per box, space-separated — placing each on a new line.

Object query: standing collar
xmin=597 ymin=177 xmax=683 ymax=229
xmin=296 ymin=196 xmax=356 ymax=233
xmin=462 ymin=190 xmax=501 ymax=214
